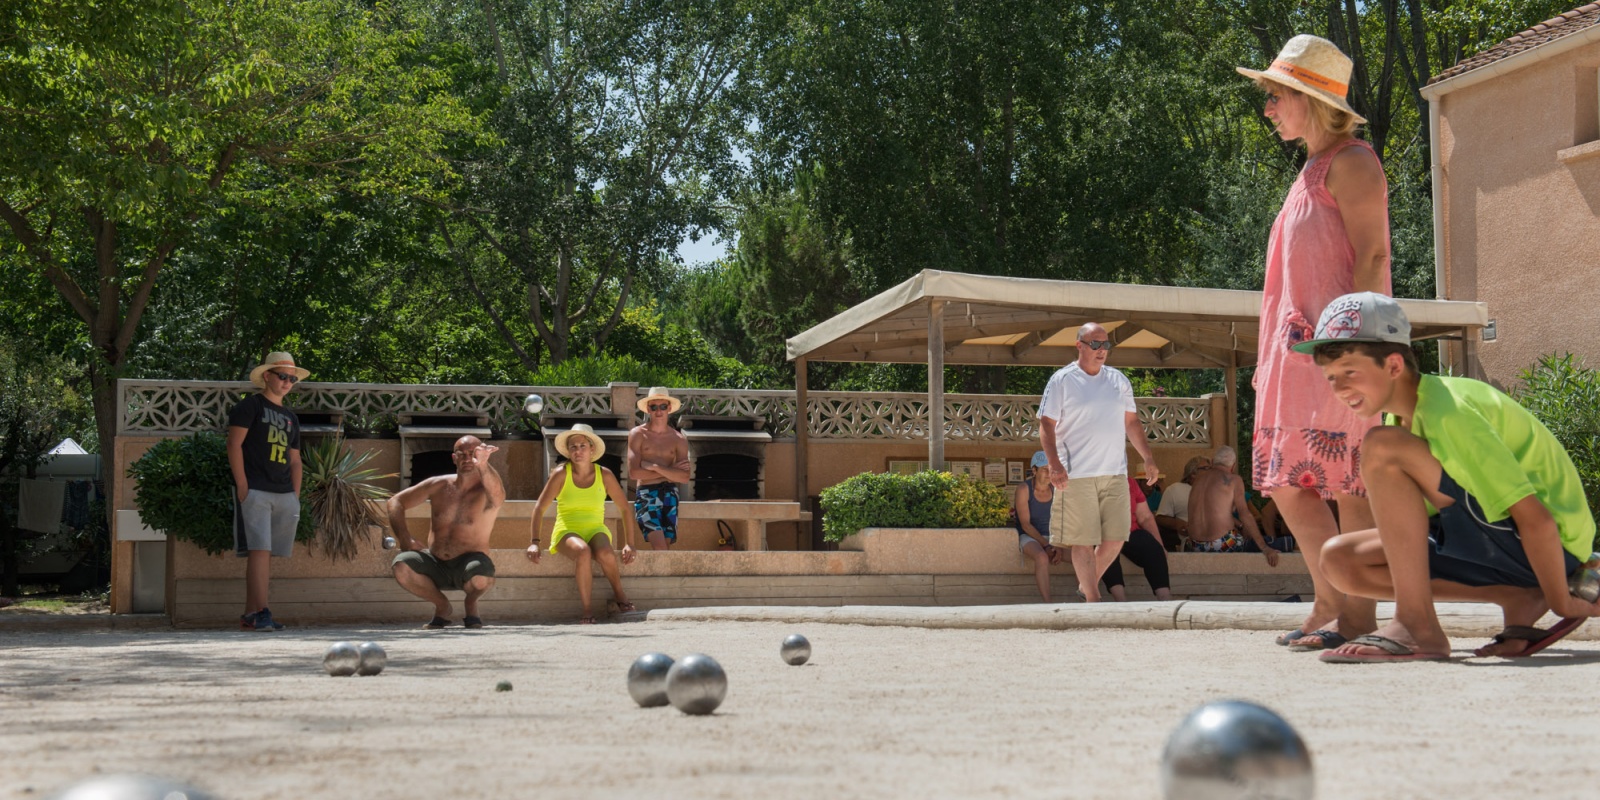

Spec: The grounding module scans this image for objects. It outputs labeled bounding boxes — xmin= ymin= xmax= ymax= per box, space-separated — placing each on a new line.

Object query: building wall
xmin=1438 ymin=42 xmax=1600 ymax=388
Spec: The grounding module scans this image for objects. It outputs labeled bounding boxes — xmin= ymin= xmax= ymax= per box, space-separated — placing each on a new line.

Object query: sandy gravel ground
xmin=3 ymin=618 xmax=1599 ymax=799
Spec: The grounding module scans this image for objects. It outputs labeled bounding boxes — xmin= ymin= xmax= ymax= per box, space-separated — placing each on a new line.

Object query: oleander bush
xmin=1514 ymin=353 xmax=1600 ymax=519
xmin=819 ymin=470 xmax=1011 ymax=542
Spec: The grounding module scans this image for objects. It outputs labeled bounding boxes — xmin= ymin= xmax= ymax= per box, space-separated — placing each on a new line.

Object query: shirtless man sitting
xmin=1187 ymin=446 xmax=1282 ymax=567
xmin=386 ymin=436 xmax=505 ymax=628
xmin=627 ymin=387 xmax=691 ymax=550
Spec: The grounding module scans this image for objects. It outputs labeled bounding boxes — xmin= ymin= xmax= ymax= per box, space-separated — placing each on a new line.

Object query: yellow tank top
xmin=554 ymin=464 xmax=607 ymax=535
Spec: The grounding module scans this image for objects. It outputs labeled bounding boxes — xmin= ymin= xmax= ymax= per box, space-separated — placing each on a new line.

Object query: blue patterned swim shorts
xmin=634 ymin=483 xmax=679 ymax=543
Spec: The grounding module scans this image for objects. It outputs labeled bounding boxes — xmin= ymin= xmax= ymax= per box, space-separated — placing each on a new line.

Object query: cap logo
xmin=1316 ymin=295 xmax=1366 ymax=340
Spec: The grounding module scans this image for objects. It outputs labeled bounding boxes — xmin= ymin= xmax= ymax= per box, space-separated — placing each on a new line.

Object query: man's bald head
xmin=1078 ymin=322 xmax=1106 ymax=341
xmin=1212 ymin=445 xmax=1238 ymax=468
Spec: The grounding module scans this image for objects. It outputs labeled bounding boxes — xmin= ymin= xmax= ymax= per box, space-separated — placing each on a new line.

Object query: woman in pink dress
xmin=1238 ymin=35 xmax=1392 ymax=651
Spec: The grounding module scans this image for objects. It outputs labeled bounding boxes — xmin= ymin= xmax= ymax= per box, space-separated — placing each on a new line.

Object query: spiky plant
xmin=300 ymin=437 xmax=394 ymax=563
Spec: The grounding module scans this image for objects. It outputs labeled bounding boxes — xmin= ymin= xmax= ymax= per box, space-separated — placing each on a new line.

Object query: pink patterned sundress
xmin=1252 ymin=137 xmax=1391 ymax=499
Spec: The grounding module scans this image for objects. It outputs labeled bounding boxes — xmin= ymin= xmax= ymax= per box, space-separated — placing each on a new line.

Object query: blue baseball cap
xmin=1030 ymin=451 xmax=1050 ymax=468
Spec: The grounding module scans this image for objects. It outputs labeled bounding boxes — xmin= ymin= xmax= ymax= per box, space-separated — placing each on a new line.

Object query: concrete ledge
xmin=643 ymin=601 xmax=1600 ymax=640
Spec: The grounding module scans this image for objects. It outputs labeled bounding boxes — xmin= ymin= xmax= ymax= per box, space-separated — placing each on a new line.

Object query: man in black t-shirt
xmin=227 ymin=351 xmax=307 ymax=631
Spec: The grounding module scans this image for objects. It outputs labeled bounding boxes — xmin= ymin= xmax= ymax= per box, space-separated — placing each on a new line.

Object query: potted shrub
xmin=296 ymin=437 xmax=394 ymax=562
xmin=818 ymin=470 xmax=1010 ymax=542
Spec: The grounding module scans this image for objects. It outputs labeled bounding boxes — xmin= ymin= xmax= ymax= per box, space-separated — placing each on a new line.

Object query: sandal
xmin=578 ymin=615 xmax=597 ymax=625
xmin=615 ymin=601 xmax=638 ymax=613
xmin=424 ymin=616 xmax=452 ymax=629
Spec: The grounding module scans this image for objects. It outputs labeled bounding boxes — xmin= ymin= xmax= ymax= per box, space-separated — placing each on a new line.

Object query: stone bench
xmin=165 ymin=526 xmax=1311 ymax=626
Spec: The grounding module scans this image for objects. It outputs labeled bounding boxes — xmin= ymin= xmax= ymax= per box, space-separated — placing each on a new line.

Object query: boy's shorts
xmin=1427 ymin=469 xmax=1581 ymax=588
xmin=233 ymin=489 xmax=299 ymax=558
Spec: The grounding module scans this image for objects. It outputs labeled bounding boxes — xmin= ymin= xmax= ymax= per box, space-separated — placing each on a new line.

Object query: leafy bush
xmin=1514 ymin=353 xmax=1600 ymax=518
xmin=529 ymin=353 xmax=699 ymax=389
xmin=819 ymin=470 xmax=1011 ymax=541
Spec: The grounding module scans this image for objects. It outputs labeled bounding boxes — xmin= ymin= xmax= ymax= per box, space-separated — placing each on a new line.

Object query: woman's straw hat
xmin=636 ymin=387 xmax=683 ymax=414
xmin=554 ymin=424 xmax=606 ymax=458
xmin=1237 ymin=34 xmax=1367 ymax=124
xmin=248 ymin=352 xmax=311 ymax=389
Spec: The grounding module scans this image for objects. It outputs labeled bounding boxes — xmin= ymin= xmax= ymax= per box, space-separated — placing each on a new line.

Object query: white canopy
xmin=784 ymin=270 xmax=1489 ymax=470
xmin=787 ymin=270 xmax=1488 ymax=368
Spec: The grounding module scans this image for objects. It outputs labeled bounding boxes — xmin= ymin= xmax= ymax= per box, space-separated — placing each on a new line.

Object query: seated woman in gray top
xmin=1013 ymin=451 xmax=1064 ymax=602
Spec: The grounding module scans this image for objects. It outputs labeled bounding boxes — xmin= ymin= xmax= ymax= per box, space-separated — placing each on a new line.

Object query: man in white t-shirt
xmin=1038 ymin=323 xmax=1161 ymax=603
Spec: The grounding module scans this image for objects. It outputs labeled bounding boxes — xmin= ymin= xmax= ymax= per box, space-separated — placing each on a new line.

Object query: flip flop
xmin=423 ymin=616 xmax=452 ymax=629
xmin=578 ymin=615 xmax=597 ymax=625
xmin=1320 ymin=634 xmax=1450 ymax=663
xmin=1288 ymin=630 xmax=1348 ymax=651
xmin=1474 ymin=617 xmax=1585 ymax=658
xmin=1275 ymin=629 xmax=1308 ymax=647
xmin=615 ymin=601 xmax=638 ymax=613
xmin=463 ymin=615 xmax=484 ymax=629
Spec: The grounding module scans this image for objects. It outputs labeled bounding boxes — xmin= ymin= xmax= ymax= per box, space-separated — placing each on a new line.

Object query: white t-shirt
xmin=1037 ymin=362 xmax=1136 ymax=478
xmin=1156 ymin=482 xmax=1192 ymax=521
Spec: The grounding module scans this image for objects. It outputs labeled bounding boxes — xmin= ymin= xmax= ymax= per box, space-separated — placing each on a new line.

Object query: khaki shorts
xmin=1049 ymin=474 xmax=1131 ymax=547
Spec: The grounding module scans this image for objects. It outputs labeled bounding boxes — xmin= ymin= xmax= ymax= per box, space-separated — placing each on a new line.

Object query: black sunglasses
xmin=647 ymin=402 xmax=672 ymax=412
xmin=1079 ymin=340 xmax=1113 ymax=351
xmin=269 ymin=371 xmax=300 ymax=384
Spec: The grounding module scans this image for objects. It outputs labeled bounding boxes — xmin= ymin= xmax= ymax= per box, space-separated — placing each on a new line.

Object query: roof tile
xmin=1430 ymin=3 xmax=1600 ymax=85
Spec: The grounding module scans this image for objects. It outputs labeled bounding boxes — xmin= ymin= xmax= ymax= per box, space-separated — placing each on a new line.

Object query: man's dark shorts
xmin=1427 ymin=469 xmax=1581 ymax=588
xmin=634 ymin=483 xmax=679 ymax=543
xmin=392 ymin=550 xmax=496 ymax=591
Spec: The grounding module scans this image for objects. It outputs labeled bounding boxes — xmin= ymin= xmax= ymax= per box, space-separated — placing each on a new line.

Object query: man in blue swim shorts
xmin=628 ymin=387 xmax=691 ymax=549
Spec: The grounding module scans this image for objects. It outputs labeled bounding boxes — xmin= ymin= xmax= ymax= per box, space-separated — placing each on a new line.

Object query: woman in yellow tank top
xmin=526 ymin=424 xmax=639 ymax=624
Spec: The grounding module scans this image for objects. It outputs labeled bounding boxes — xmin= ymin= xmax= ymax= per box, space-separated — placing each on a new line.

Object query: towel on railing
xmin=17 ymin=478 xmax=66 ymax=533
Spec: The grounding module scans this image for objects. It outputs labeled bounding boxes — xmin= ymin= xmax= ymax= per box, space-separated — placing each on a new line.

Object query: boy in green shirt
xmin=1296 ymin=292 xmax=1599 ymax=662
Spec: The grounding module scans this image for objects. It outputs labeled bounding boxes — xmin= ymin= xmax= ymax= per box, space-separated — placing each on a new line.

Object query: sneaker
xmin=240 ymin=612 xmax=256 ymax=630
xmin=252 ymin=608 xmax=285 ymax=632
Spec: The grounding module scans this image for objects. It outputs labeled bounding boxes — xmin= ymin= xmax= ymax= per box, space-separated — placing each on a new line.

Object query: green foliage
xmin=819 ymin=471 xmax=1011 ymax=541
xmin=529 ymin=354 xmax=699 ymax=389
xmin=126 ymin=432 xmax=299 ymax=556
xmin=298 ymin=438 xmax=394 ymax=562
xmin=1514 ymin=354 xmax=1600 ymax=518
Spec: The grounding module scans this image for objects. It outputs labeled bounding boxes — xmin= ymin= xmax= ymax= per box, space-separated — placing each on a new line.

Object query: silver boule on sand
xmin=356 ymin=642 xmax=387 ymax=676
xmin=628 ymin=652 xmax=675 ymax=708
xmin=665 ymin=653 xmax=727 ymax=715
xmin=1160 ymin=699 xmax=1313 ymax=800
xmin=780 ymin=633 xmax=811 ymax=665
xmin=322 ymin=642 xmax=361 ymax=677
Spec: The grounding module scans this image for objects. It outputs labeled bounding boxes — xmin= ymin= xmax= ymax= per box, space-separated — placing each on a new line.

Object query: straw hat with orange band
xmin=1236 ymin=34 xmax=1367 ymax=124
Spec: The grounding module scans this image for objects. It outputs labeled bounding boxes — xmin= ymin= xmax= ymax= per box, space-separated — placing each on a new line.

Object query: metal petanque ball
xmin=780 ymin=633 xmax=811 ymax=665
xmin=627 ymin=652 xmax=675 ymax=708
xmin=523 ymin=393 xmax=544 ymax=415
xmin=1571 ymin=566 xmax=1600 ymax=603
xmin=356 ymin=642 xmax=387 ymax=676
xmin=382 ymin=536 xmax=397 ymax=550
xmin=49 ymin=774 xmax=216 ymax=800
xmin=322 ymin=641 xmax=361 ymax=677
xmin=665 ymin=653 xmax=727 ymax=715
xmin=1161 ymin=700 xmax=1313 ymax=800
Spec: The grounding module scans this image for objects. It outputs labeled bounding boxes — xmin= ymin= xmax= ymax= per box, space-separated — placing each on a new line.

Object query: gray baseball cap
xmin=1291 ymin=292 xmax=1411 ymax=354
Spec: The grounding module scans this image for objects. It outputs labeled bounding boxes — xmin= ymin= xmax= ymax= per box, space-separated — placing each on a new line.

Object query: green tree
xmin=0 ymin=0 xmax=474 ymax=495
xmin=430 ymin=0 xmax=759 ymax=366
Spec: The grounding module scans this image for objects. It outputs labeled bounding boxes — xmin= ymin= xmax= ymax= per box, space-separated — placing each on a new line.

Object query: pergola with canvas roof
xmin=785 ymin=269 xmax=1488 ymax=490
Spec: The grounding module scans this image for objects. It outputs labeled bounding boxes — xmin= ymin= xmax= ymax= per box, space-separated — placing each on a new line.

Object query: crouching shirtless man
xmin=387 ymin=436 xmax=505 ymax=629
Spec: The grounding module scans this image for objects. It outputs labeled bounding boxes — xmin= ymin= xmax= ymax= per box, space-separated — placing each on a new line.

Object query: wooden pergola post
xmin=794 ymin=356 xmax=811 ymax=546
xmin=927 ymin=299 xmax=946 ymax=469
xmin=1224 ymin=350 xmax=1239 ymax=454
